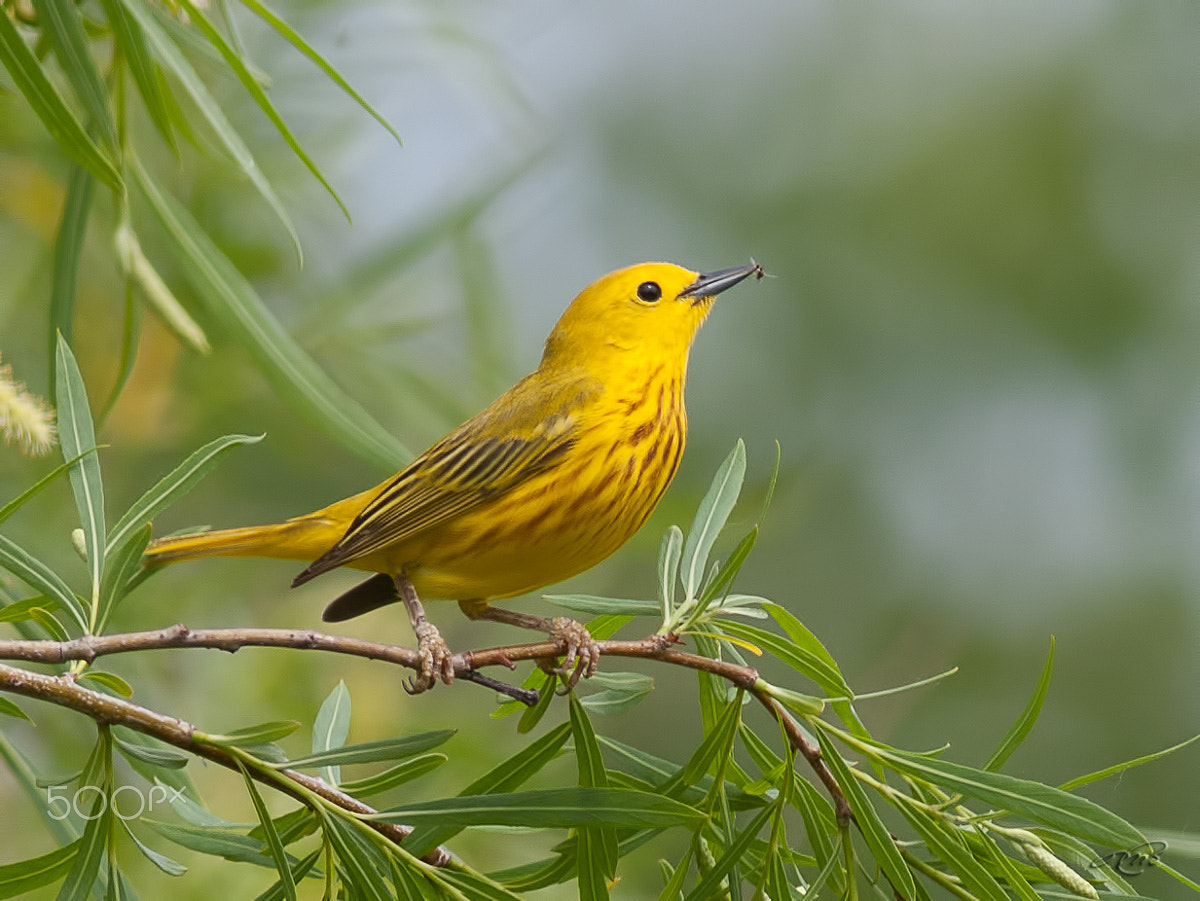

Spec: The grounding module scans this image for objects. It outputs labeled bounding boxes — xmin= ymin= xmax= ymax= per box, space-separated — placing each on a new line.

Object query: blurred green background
xmin=2 ymin=1 xmax=1199 ymax=896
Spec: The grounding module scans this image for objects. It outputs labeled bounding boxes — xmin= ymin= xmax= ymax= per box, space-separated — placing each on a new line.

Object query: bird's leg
xmin=458 ymin=601 xmax=600 ymax=692
xmin=395 ymin=573 xmax=454 ymax=693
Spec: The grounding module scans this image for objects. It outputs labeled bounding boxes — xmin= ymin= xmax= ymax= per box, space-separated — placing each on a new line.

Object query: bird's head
xmin=541 ymin=261 xmax=763 ymax=372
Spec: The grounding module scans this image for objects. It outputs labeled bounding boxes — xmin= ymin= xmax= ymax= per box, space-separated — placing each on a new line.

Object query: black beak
xmin=679 ymin=259 xmax=765 ymax=302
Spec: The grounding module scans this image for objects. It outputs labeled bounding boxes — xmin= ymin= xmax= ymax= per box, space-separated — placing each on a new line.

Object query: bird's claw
xmin=404 ymin=619 xmax=454 ymax=694
xmin=542 ymin=616 xmax=599 ymax=693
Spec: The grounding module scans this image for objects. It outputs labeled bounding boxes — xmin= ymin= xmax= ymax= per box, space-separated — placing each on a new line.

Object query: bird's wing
xmin=292 ymin=371 xmax=596 ymax=585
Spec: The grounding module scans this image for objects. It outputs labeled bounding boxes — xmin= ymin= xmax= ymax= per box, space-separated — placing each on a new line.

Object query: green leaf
xmin=311 ymin=680 xmax=351 ymax=786
xmin=0 ymin=536 xmax=88 ymax=633
xmin=682 ymin=697 xmax=743 ymax=786
xmin=31 ymin=0 xmax=117 ymax=148
xmin=404 ymin=721 xmax=571 ymax=857
xmin=55 ymin=333 xmax=105 ymax=619
xmin=54 ymin=776 xmax=111 ymax=901
xmin=518 ymin=670 xmax=556 ymax=734
xmin=319 ymin=813 xmax=392 ymax=901
xmin=253 ymin=848 xmax=320 ymax=901
xmin=376 ymin=788 xmax=703 ymax=829
xmin=0 ymin=448 xmax=96 ymax=527
xmin=719 ymin=620 xmax=845 ymax=696
xmin=681 ymin=439 xmax=745 ymax=601
xmin=985 ymin=635 xmax=1054 ymax=772
xmin=0 ymin=596 xmax=52 ymax=624
xmin=237 ymin=761 xmax=297 ymax=901
xmin=107 ymin=433 xmax=263 ymax=556
xmin=1058 ymin=733 xmax=1200 ymax=792
xmin=115 ymin=0 xmax=301 ymax=261
xmin=143 ymin=820 xmax=276 ymax=866
xmin=118 ymin=819 xmax=187 ymax=877
xmin=579 ymin=673 xmax=655 ymax=716
xmin=657 ymin=524 xmax=682 ymax=621
xmin=896 ymin=804 xmax=1009 ymax=901
xmin=543 ymin=594 xmax=660 ymax=617
xmin=872 ymin=742 xmax=1146 ymax=849
xmin=173 ymin=0 xmax=350 ymax=223
xmin=238 ymin=0 xmax=401 ymax=147
xmin=48 ymin=165 xmax=94 ymax=372
xmin=812 ymin=724 xmax=917 ymax=899
xmin=974 ymin=826 xmax=1042 ymax=901
xmin=0 ymin=839 xmax=80 ymax=898
xmin=683 ymin=800 xmax=776 ymax=901
xmin=276 ymin=731 xmax=454 ymax=770
xmin=0 ymin=696 xmax=32 ymax=723
xmin=340 ymin=753 xmax=447 ymax=798
xmin=113 ymin=735 xmax=189 ymax=770
xmin=569 ymin=695 xmax=616 ymax=896
xmin=204 ymin=721 xmax=301 ymax=747
xmin=131 ymin=161 xmax=413 ymax=470
xmin=0 ymin=12 xmax=122 ymax=190
xmin=114 ymin=221 xmax=209 ymax=353
xmin=99 ymin=0 xmax=176 ymax=151
xmin=698 ymin=525 xmax=758 ymax=606
xmin=436 ymin=868 xmax=525 ymax=901
xmin=97 ymin=523 xmax=151 ymax=628
xmin=78 ymin=671 xmax=133 ymax=698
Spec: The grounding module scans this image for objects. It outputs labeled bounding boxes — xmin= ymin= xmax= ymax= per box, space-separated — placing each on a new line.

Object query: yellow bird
xmin=145 ymin=261 xmax=764 ymax=691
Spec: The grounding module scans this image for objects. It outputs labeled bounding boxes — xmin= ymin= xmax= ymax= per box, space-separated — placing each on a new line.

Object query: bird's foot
xmin=541 ymin=616 xmax=600 ymax=693
xmin=403 ymin=616 xmax=455 ymax=695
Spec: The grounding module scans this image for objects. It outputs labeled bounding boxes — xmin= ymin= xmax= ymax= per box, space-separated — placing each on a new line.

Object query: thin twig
xmin=0 ymin=625 xmax=852 ymax=839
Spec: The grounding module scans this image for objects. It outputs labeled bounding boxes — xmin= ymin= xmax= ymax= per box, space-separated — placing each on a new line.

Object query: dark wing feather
xmin=292 ymin=377 xmax=590 ymax=587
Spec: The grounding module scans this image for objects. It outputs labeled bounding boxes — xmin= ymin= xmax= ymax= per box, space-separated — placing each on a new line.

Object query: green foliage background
xmin=2 ymin=1 xmax=1199 ymax=897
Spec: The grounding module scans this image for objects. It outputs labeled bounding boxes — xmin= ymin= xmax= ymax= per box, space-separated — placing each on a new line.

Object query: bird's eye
xmin=636 ymin=281 xmax=662 ymax=303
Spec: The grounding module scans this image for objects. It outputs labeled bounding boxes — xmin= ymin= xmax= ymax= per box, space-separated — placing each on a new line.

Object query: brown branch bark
xmin=0 ymin=624 xmax=851 ymax=846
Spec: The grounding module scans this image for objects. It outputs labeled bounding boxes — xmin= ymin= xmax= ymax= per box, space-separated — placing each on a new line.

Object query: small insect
xmin=1090 ymin=841 xmax=1167 ymax=876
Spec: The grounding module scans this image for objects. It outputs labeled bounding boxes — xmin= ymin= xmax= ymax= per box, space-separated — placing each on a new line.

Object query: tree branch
xmin=0 ymin=624 xmax=851 ymax=837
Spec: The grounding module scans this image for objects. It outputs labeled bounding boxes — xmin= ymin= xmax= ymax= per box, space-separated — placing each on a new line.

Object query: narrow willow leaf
xmin=237 ymin=761 xmax=297 ymax=901
xmin=114 ymin=222 xmax=209 ymax=352
xmin=597 ymin=736 xmax=762 ymax=812
xmin=812 ymin=724 xmax=917 ymax=899
xmin=238 ymin=0 xmax=401 ymax=146
xmin=97 ymin=523 xmax=151 ymax=627
xmin=896 ymin=804 xmax=1009 ymax=901
xmin=253 ymin=848 xmax=320 ymax=901
xmin=31 ymin=0 xmax=117 ymax=148
xmin=872 ymin=744 xmax=1145 ymax=849
xmin=0 ymin=12 xmax=122 ymax=190
xmin=437 ymin=868 xmax=526 ymax=901
xmin=376 ymin=788 xmax=703 ymax=829
xmin=160 ymin=780 xmax=247 ymax=828
xmin=698 ymin=524 xmax=758 ymax=606
xmin=106 ymin=433 xmax=262 ymax=556
xmin=143 ymin=821 xmax=276 ymax=866
xmin=55 ymin=778 xmax=111 ymax=900
xmin=113 ymin=736 xmax=189 ymax=770
xmin=579 ymin=683 xmax=654 ymax=716
xmin=118 ymin=819 xmax=187 ymax=877
xmin=681 ymin=439 xmax=745 ymax=601
xmin=312 ymin=681 xmax=350 ymax=786
xmin=277 ymin=731 xmax=454 ymax=771
xmin=78 ymin=671 xmax=133 ymax=697
xmin=0 ymin=736 xmax=76 ymax=845
xmin=658 ymin=524 xmax=682 ymax=621
xmin=1058 ymin=733 xmax=1200 ymax=792
xmin=0 ymin=696 xmax=32 ymax=723
xmin=99 ymin=0 xmax=176 ymax=151
xmin=204 ymin=720 xmax=301 ymax=747
xmin=0 ymin=839 xmax=80 ymax=898
xmin=56 ymin=334 xmax=105 ymax=617
xmin=682 ymin=698 xmax=743 ymax=786
xmin=404 ymin=721 xmax=571 ymax=857
xmin=174 ymin=0 xmax=350 ymax=222
xmin=720 ymin=620 xmax=844 ymax=695
xmin=985 ymin=636 xmax=1054 ymax=772
xmin=320 ymin=813 xmax=391 ymax=901
xmin=131 ymin=162 xmax=413 ymax=469
xmin=30 ymin=607 xmax=70 ymax=642
xmin=490 ymin=850 xmax=576 ymax=893
xmin=974 ymin=826 xmax=1042 ymax=901
xmin=683 ymin=800 xmax=776 ymax=901
xmin=656 ymin=844 xmax=693 ymax=901
xmin=0 ymin=449 xmax=95 ymax=526
xmin=518 ymin=671 xmax=556 ymax=734
xmin=0 ymin=536 xmax=88 ymax=633
xmin=761 ymin=603 xmax=851 ymax=697
xmin=250 ymin=807 xmax=317 ymax=848
xmin=0 ymin=597 xmax=48 ymax=624
xmin=569 ymin=694 xmax=616 ymax=893
xmin=341 ymin=753 xmax=447 ymax=798
xmin=116 ymin=0 xmax=301 ymax=260
xmin=48 ymin=165 xmax=94 ymax=372
xmin=543 ymin=594 xmax=660 ymax=616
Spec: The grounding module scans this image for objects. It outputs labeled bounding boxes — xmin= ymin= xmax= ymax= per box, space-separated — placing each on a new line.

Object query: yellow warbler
xmin=145 ymin=261 xmax=763 ymax=690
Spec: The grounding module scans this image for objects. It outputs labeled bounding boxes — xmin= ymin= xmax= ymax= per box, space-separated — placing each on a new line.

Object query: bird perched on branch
xmin=145 ymin=260 xmax=764 ymax=692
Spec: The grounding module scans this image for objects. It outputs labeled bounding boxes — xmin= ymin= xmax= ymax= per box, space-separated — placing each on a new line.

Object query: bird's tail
xmin=144 ymin=520 xmax=334 ymax=566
